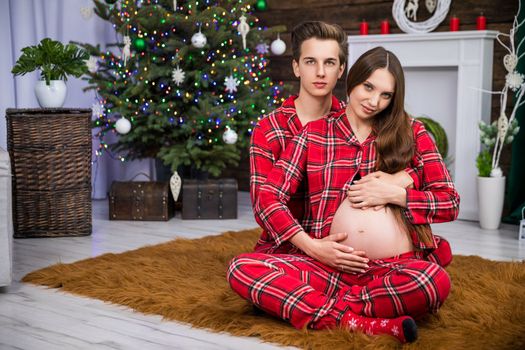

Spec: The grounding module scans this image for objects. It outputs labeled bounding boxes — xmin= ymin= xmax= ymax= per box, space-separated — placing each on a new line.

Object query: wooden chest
xmin=182 ymin=179 xmax=237 ymax=219
xmin=109 ymin=181 xmax=174 ymax=221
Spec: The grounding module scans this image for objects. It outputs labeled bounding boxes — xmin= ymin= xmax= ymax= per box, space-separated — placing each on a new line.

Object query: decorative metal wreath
xmin=392 ymin=0 xmax=451 ymax=34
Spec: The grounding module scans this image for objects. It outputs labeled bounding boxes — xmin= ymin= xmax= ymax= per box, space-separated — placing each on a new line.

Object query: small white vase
xmin=477 ymin=176 xmax=506 ymax=230
xmin=34 ymin=80 xmax=67 ymax=108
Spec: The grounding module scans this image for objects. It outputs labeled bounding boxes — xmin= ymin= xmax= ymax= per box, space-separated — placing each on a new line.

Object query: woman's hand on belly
xmin=305 ymin=232 xmax=369 ymax=274
xmin=361 ymin=171 xmax=414 ymax=189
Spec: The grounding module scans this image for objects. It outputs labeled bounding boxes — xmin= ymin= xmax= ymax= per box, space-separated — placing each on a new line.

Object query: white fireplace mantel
xmin=348 ymin=30 xmax=499 ymax=221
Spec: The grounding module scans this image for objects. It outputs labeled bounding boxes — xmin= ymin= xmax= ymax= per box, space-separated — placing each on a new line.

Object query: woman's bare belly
xmin=329 ymin=198 xmax=414 ymax=260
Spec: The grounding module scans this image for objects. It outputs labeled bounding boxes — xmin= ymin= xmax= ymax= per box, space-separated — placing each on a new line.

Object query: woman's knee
xmin=397 ymin=261 xmax=451 ymax=317
xmin=430 ymin=264 xmax=451 ymax=311
xmin=411 ymin=262 xmax=450 ymax=314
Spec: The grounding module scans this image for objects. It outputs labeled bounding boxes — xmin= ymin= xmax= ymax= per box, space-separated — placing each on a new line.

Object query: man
xmin=250 ymin=21 xmax=347 ymax=254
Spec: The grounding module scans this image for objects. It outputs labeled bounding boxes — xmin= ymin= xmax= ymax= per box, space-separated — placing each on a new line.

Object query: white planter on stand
xmin=477 ymin=176 xmax=506 ymax=229
xmin=34 ymin=80 xmax=67 ymax=108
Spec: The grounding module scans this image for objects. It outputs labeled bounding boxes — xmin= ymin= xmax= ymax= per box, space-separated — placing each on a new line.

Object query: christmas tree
xmin=81 ymin=0 xmax=287 ymax=177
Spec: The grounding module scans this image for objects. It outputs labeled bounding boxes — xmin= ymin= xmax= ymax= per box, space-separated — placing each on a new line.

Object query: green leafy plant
xmin=476 ymin=149 xmax=493 ymax=177
xmin=477 ymin=119 xmax=520 ymax=177
xmin=11 ymin=38 xmax=89 ymax=85
xmin=415 ymin=116 xmax=455 ymax=172
xmin=415 ymin=116 xmax=448 ymax=160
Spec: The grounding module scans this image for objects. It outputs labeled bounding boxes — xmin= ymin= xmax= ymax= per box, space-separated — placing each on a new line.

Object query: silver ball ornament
xmin=270 ymin=37 xmax=286 ymax=55
xmin=191 ymin=32 xmax=207 ymax=48
xmin=115 ymin=117 xmax=132 ymax=134
xmin=222 ymin=129 xmax=238 ymax=145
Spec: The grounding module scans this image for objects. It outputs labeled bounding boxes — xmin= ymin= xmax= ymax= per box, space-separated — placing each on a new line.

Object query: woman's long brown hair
xmin=346 ymin=47 xmax=433 ymax=245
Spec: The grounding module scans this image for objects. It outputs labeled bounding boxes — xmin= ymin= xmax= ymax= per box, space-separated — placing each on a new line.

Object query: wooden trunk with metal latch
xmin=109 ymin=181 xmax=174 ymax=221
xmin=181 ymin=179 xmax=237 ymax=219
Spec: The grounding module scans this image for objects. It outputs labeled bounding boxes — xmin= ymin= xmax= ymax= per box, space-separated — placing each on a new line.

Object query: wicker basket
xmin=6 ymin=108 xmax=92 ymax=238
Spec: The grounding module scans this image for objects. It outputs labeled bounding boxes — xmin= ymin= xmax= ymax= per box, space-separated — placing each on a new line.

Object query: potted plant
xmin=476 ymin=120 xmax=519 ymax=229
xmin=11 ymin=38 xmax=89 ymax=108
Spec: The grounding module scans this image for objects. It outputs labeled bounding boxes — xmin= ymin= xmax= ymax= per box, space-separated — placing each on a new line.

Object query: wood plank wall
xmin=227 ymin=0 xmax=519 ymax=190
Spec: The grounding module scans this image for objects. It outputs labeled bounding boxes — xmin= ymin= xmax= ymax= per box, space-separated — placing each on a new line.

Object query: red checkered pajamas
xmin=250 ymin=97 xmax=452 ymax=266
xmin=227 ymin=251 xmax=450 ymax=330
xmin=228 ymin=113 xmax=459 ymax=329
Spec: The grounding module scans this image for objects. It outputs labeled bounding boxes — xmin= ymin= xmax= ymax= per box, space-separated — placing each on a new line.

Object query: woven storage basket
xmin=6 ymin=108 xmax=92 ymax=238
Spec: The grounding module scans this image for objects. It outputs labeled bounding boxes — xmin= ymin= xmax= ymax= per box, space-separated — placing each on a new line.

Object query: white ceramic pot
xmin=477 ymin=176 xmax=506 ymax=230
xmin=34 ymin=80 xmax=67 ymax=108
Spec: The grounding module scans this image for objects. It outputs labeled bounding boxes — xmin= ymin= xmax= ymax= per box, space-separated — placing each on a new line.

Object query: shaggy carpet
xmin=23 ymin=228 xmax=525 ymax=350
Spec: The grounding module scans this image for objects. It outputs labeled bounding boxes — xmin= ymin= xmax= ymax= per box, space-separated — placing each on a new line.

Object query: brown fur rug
xmin=23 ymin=228 xmax=525 ymax=349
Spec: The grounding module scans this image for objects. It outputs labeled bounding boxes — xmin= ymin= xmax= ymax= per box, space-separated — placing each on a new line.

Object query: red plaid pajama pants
xmin=227 ymin=249 xmax=451 ymax=330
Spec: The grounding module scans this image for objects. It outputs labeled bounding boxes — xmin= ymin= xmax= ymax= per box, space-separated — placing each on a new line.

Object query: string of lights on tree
xmin=80 ymin=0 xmax=287 ymax=176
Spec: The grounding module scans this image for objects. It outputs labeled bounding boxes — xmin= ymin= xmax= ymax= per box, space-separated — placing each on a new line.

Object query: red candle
xmin=359 ymin=20 xmax=369 ymax=35
xmin=450 ymin=16 xmax=460 ymax=31
xmin=380 ymin=20 xmax=390 ymax=34
xmin=476 ymin=14 xmax=487 ymax=30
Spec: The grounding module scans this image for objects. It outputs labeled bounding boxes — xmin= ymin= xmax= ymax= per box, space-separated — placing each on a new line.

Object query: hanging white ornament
xmin=122 ymin=36 xmax=131 ymax=65
xmin=223 ymin=129 xmax=238 ymax=145
xmin=238 ymin=14 xmax=250 ymax=50
xmin=224 ymin=75 xmax=240 ymax=93
xmin=171 ymin=66 xmax=185 ymax=86
xmin=169 ymin=171 xmax=182 ymax=201
xmin=497 ymin=113 xmax=509 ymax=141
xmin=503 ymin=53 xmax=518 ymax=73
xmin=85 ymin=56 xmax=99 ymax=73
xmin=173 ymin=0 xmax=177 ymax=11
xmin=191 ymin=30 xmax=207 ymax=48
xmin=506 ymin=71 xmax=524 ymax=91
xmin=270 ymin=34 xmax=286 ymax=55
xmin=80 ymin=7 xmax=93 ymax=20
xmin=91 ymin=102 xmax=104 ymax=118
xmin=256 ymin=42 xmax=270 ymax=55
xmin=425 ymin=0 xmax=436 ymax=13
xmin=115 ymin=117 xmax=132 ymax=134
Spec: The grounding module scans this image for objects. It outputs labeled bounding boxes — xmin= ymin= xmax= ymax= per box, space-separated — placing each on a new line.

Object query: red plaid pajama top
xmin=254 ymin=111 xmax=460 ymax=251
xmin=250 ymin=95 xmax=345 ymax=253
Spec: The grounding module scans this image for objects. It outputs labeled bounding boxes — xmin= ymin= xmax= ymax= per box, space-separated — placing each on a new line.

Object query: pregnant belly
xmin=329 ymin=198 xmax=413 ymax=260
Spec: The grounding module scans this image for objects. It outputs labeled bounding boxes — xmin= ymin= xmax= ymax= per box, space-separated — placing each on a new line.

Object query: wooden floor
xmin=1 ymin=191 xmax=523 ymax=350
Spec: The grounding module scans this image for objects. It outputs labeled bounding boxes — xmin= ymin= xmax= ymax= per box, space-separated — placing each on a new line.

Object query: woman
xmin=227 ymin=47 xmax=459 ymax=343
